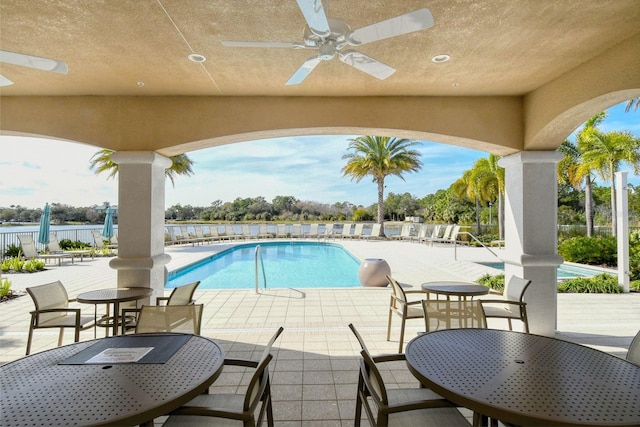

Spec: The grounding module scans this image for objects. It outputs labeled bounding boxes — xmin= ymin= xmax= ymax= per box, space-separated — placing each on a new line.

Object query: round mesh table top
xmin=421 ymin=281 xmax=490 ymax=297
xmin=0 ymin=333 xmax=224 ymax=426
xmin=77 ymin=287 xmax=154 ymax=304
xmin=406 ymin=328 xmax=640 ymax=426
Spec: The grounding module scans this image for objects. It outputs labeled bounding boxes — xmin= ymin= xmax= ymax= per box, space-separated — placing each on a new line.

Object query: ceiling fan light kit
xmin=221 ymin=1 xmax=435 ymax=85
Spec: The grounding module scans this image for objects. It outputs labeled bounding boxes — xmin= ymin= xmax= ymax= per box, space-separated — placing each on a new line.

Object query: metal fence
xmin=2 ymin=223 xmax=638 ymax=261
xmin=0 ymin=226 xmax=112 ymax=260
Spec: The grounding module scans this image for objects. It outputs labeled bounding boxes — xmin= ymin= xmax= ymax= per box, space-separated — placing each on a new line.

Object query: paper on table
xmin=85 ymin=347 xmax=154 ymax=364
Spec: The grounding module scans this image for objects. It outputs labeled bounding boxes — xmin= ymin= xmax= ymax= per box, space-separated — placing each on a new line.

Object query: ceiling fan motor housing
xmin=304 ymin=18 xmax=351 ymax=51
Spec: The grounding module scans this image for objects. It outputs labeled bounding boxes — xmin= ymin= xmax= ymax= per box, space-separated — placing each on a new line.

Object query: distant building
xmin=91 ymin=203 xmax=118 ymax=217
xmin=405 ymin=216 xmax=423 ymax=223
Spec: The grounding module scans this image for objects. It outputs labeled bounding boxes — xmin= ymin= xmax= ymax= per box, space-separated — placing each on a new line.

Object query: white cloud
xmin=0 ymin=136 xmax=117 ymax=208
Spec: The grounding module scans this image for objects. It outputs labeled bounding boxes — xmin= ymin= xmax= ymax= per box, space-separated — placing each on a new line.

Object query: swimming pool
xmin=477 ymin=262 xmax=611 ymax=279
xmin=167 ymin=241 xmax=362 ymax=290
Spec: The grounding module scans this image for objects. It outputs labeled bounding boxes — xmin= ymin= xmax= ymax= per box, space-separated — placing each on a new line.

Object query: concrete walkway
xmin=1 ymin=238 xmax=639 ymax=426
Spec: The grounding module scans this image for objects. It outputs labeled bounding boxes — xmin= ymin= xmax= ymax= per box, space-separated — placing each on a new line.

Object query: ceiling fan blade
xmin=295 ymin=0 xmax=331 ymax=37
xmin=348 ymin=8 xmax=434 ymax=46
xmin=0 ymin=74 xmax=14 ymax=87
xmin=0 ymin=50 xmax=68 ymax=74
xmin=339 ymin=50 xmax=395 ymax=80
xmin=286 ymin=56 xmax=322 ymax=85
xmin=221 ymin=41 xmax=303 ymax=49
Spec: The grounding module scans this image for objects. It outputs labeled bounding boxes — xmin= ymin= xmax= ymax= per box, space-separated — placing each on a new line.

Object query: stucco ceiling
xmin=1 ymin=0 xmax=639 ymax=98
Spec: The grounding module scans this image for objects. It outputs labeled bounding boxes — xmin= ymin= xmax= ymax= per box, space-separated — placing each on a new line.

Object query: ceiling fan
xmin=220 ymin=0 xmax=434 ymax=85
xmin=0 ymin=50 xmax=68 ymax=87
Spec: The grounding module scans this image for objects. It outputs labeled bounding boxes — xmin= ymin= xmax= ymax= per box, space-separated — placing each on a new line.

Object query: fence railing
xmin=2 ymin=222 xmax=639 ymax=261
xmin=0 ymin=226 xmax=114 ymax=261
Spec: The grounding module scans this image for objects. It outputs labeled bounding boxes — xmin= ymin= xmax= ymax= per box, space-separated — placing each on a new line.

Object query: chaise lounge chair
xmin=323 ymin=223 xmax=335 ymax=238
xmin=391 ymin=223 xmax=413 ymax=241
xmin=306 ymin=223 xmax=320 ymax=238
xmin=48 ymin=232 xmax=93 ymax=261
xmin=362 ymin=223 xmax=382 ymax=240
xmin=275 ymin=223 xmax=288 ymax=238
xmin=419 ymin=224 xmax=440 ymax=244
xmin=195 ymin=225 xmax=219 ymax=243
xmin=410 ymin=224 xmax=429 ymax=243
xmin=165 ymin=227 xmax=187 ymax=246
xmin=17 ymin=234 xmax=74 ymax=266
xmin=291 ymin=224 xmax=303 ymax=238
xmin=91 ymin=229 xmax=118 ymax=252
xmin=258 ymin=223 xmax=272 ymax=238
xmin=426 ymin=224 xmax=454 ymax=246
xmin=181 ymin=226 xmax=208 ymax=245
xmin=337 ymin=223 xmax=353 ymax=239
xmin=350 ymin=223 xmax=364 ymax=239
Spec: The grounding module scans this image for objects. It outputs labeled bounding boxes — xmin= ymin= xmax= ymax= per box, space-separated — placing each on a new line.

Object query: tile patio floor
xmin=1 ymin=238 xmax=639 ymax=426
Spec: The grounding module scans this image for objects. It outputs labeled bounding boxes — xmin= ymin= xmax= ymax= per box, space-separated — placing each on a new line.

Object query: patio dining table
xmin=421 ymin=281 xmax=490 ymax=300
xmin=406 ymin=328 xmax=640 ymax=426
xmin=0 ymin=333 xmax=224 ymax=426
xmin=77 ymin=287 xmax=154 ymax=336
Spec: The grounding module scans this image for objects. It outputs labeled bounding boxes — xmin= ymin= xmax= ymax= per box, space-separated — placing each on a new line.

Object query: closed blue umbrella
xmin=38 ymin=203 xmax=51 ymax=245
xmin=101 ymin=207 xmax=114 ymax=239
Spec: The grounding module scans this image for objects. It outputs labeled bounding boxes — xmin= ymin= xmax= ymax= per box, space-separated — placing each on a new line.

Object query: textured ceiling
xmin=1 ymin=0 xmax=639 ymax=98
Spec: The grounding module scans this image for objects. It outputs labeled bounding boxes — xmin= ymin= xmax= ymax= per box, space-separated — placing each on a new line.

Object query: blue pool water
xmin=167 ymin=242 xmax=362 ymax=289
xmin=478 ymin=262 xmax=609 ymax=279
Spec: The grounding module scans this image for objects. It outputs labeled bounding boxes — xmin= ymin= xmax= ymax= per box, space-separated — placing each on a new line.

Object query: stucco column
xmin=109 ymin=152 xmax=172 ymax=303
xmin=499 ymin=151 xmax=564 ymax=337
xmin=616 ymin=171 xmax=630 ymax=292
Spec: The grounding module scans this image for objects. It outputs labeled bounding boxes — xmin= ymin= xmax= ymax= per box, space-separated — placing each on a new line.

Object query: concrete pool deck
xmin=1 ymin=238 xmax=639 ymax=426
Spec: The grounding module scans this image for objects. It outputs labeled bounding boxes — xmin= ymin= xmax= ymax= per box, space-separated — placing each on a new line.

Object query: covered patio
xmin=1 ymin=1 xmax=639 ymax=334
xmin=1 ymin=240 xmax=639 ymax=425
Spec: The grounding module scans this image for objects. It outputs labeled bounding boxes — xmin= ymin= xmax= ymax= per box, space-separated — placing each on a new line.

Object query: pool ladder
xmin=255 ymin=244 xmax=267 ymax=293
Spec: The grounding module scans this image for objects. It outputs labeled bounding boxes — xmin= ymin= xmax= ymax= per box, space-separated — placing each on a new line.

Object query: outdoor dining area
xmin=2 ymin=239 xmax=639 ymax=427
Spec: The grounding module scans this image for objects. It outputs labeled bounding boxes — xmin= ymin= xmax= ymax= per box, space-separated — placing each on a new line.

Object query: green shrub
xmin=23 ymin=260 xmax=45 ymax=272
xmin=3 ymin=244 xmax=22 ymax=258
xmin=557 ymin=236 xmax=617 ymax=267
xmin=59 ymin=239 xmax=90 ymax=250
xmin=630 ymin=280 xmax=640 ymax=292
xmin=0 ymin=257 xmax=44 ymax=273
xmin=23 ymin=261 xmax=37 ymax=272
xmin=0 ymin=277 xmax=11 ymax=298
xmin=8 ymin=258 xmax=24 ymax=272
xmin=558 ymin=273 xmax=622 ymax=293
xmin=628 ymin=231 xmax=640 ymax=281
xmin=477 ymin=273 xmax=505 ymax=292
xmin=478 ymin=272 xmax=624 ymax=293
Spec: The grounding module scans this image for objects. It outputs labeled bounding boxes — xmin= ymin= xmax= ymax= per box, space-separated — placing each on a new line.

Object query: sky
xmin=0 ymin=101 xmax=638 ymax=210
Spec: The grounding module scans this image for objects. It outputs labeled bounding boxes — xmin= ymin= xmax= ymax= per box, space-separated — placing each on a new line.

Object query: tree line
xmin=3 ymin=180 xmax=638 ymax=234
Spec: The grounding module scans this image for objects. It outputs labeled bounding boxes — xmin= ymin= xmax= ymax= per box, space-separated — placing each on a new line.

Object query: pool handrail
xmin=255 ymin=244 xmax=267 ymax=293
xmin=454 ymin=231 xmax=499 ymax=261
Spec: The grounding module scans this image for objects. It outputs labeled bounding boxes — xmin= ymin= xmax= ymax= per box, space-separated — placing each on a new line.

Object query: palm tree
xmin=469 ymin=154 xmax=504 ymax=239
xmin=581 ymin=129 xmax=640 ymax=236
xmin=452 ymin=169 xmax=481 ymax=234
xmin=625 ymin=98 xmax=639 ymax=112
xmin=89 ymin=149 xmax=194 ymax=187
xmin=570 ymin=112 xmax=608 ymax=236
xmin=558 ymin=140 xmax=596 ymax=236
xmin=342 ymin=136 xmax=422 ymax=237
